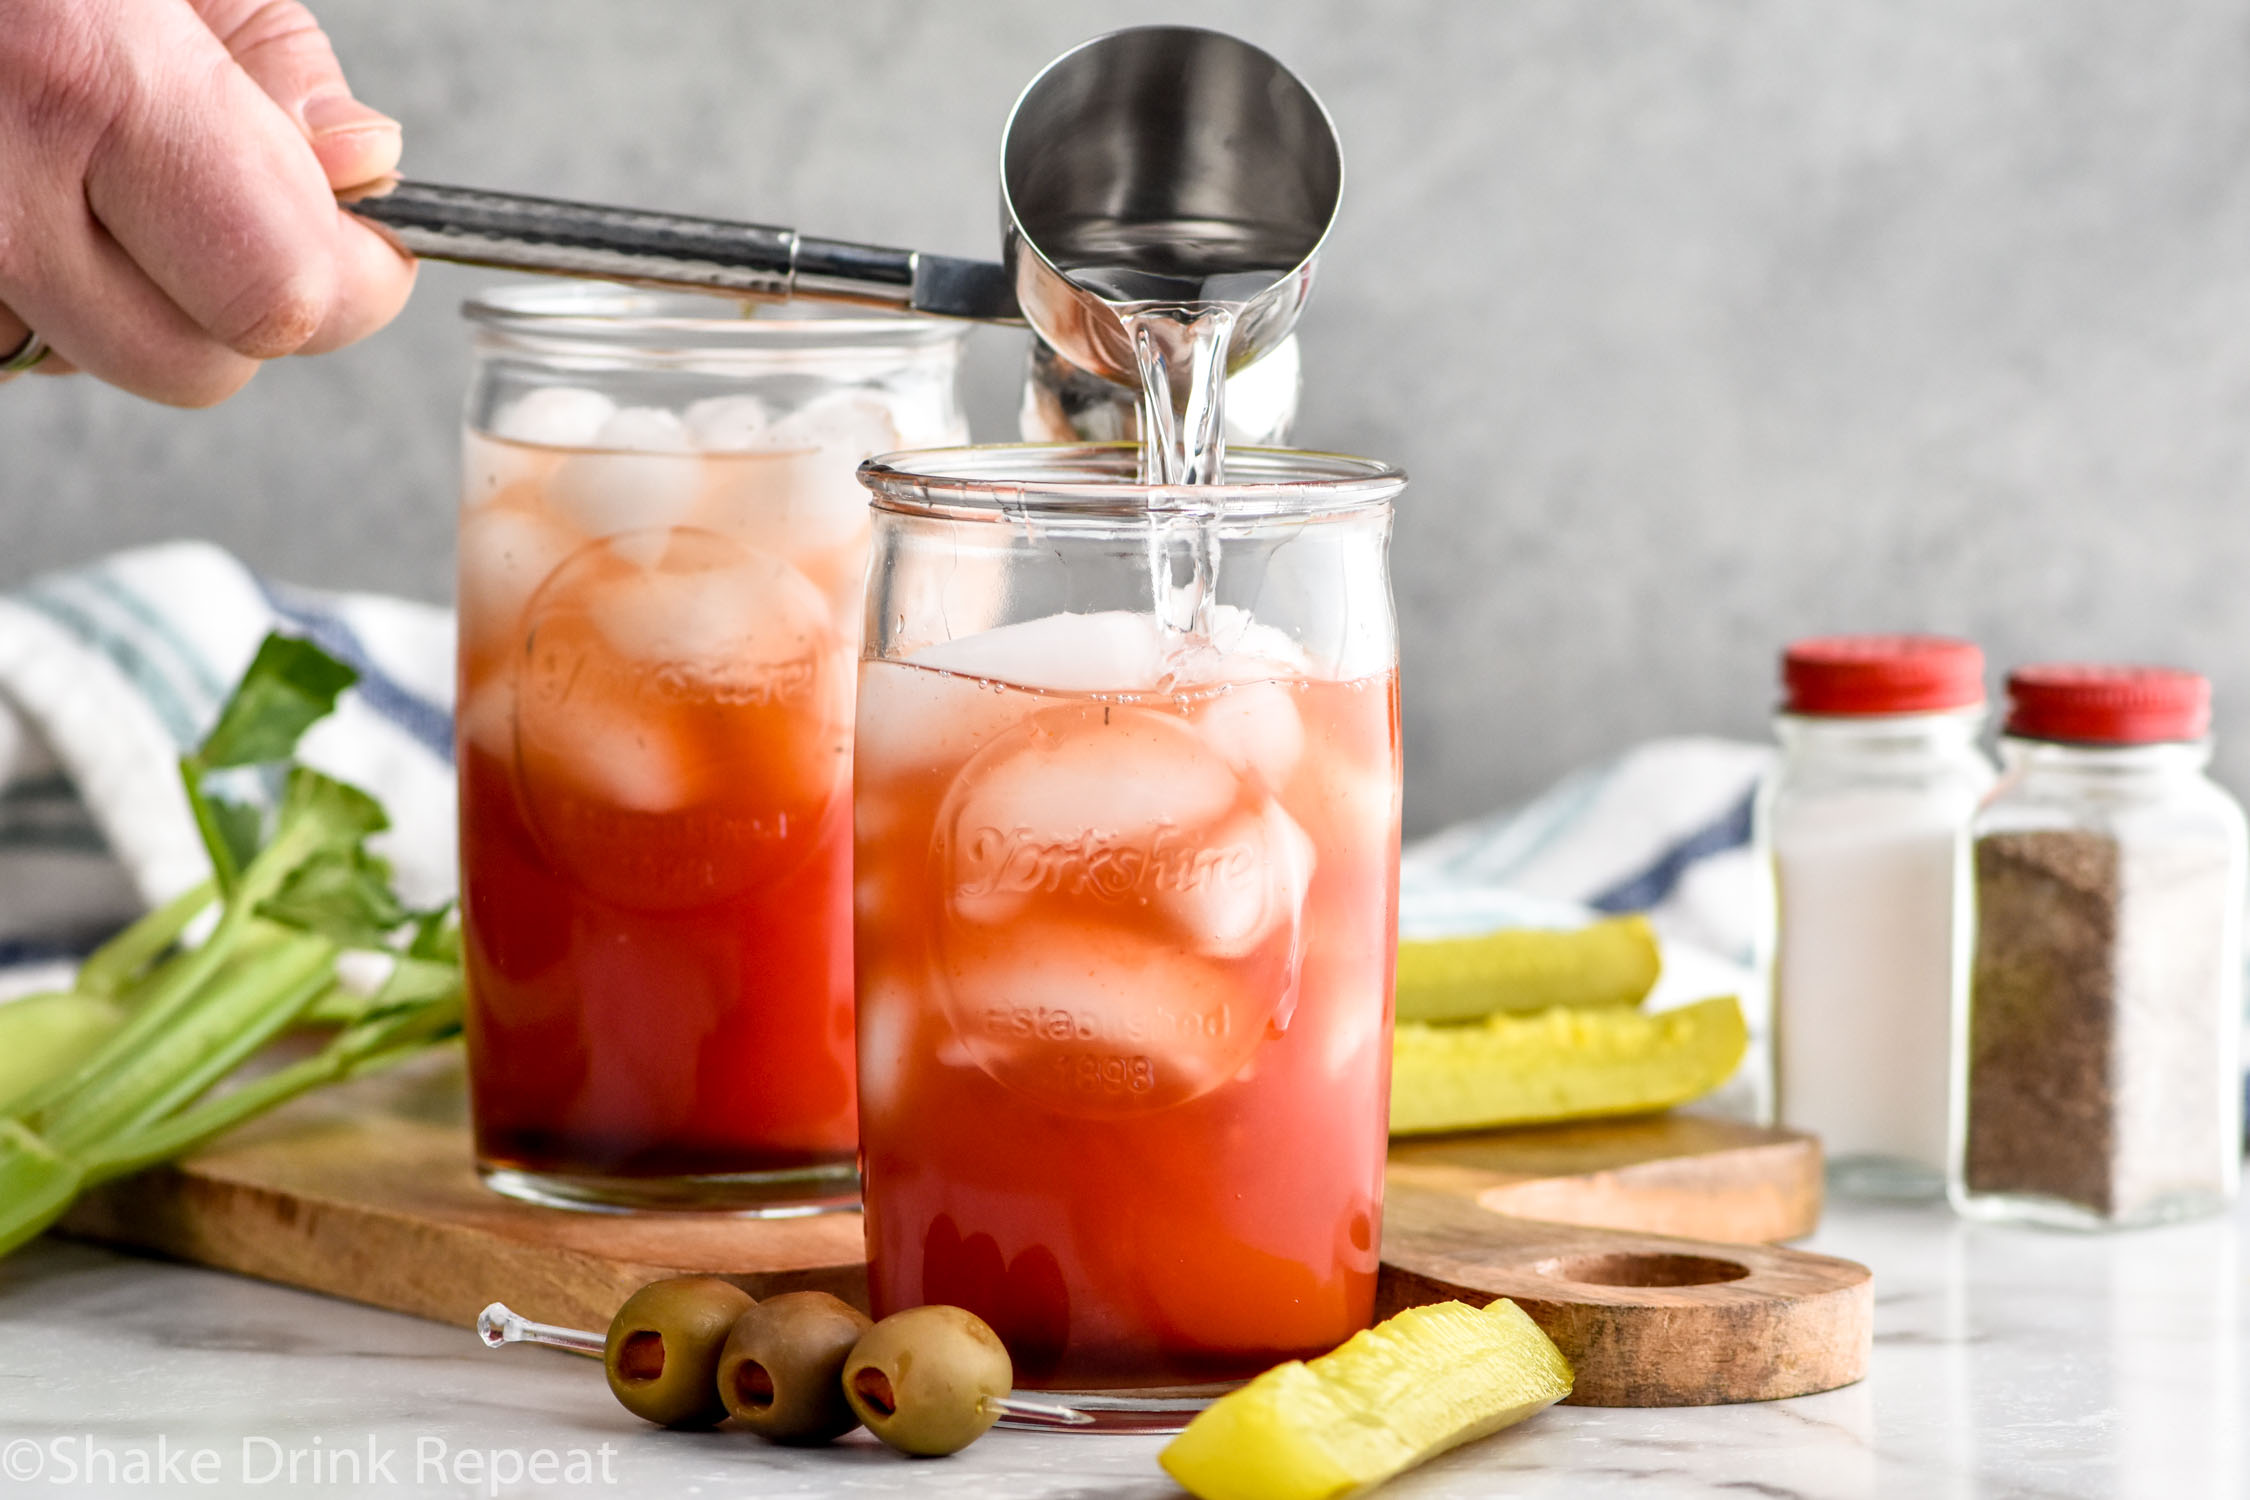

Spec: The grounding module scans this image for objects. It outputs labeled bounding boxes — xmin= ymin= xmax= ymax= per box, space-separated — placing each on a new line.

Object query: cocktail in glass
xmin=852 ymin=445 xmax=1404 ymax=1425
xmin=455 ymin=285 xmax=966 ymax=1210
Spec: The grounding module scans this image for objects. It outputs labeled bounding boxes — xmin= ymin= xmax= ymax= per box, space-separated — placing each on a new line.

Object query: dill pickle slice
xmin=1389 ymin=994 xmax=1747 ymax=1135
xmin=1160 ymin=1299 xmax=1573 ymax=1500
xmin=1394 ymin=915 xmax=1661 ymax=1025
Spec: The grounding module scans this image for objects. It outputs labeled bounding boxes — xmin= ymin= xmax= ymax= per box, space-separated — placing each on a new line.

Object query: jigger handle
xmin=342 ymin=179 xmax=1022 ymax=323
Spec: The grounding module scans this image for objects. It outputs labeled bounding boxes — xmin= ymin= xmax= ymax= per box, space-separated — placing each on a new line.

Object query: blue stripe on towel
xmin=17 ymin=585 xmax=202 ymax=748
xmin=1587 ymin=788 xmax=1758 ymax=914
xmin=80 ymin=569 xmax=229 ymax=719
xmin=253 ymin=578 xmax=455 ymax=764
xmin=0 ymin=935 xmax=104 ymax=967
xmin=0 ymin=775 xmax=109 ymax=856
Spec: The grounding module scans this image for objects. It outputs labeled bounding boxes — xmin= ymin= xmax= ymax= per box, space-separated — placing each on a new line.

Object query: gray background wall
xmin=4 ymin=0 xmax=2249 ymax=835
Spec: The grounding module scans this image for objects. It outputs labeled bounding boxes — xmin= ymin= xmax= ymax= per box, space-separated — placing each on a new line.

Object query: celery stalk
xmin=38 ymin=928 xmax=338 ymax=1156
xmin=84 ymin=994 xmax=463 ymax=1188
xmin=75 ymin=880 xmax=215 ymax=999
xmin=0 ymin=632 xmax=463 ymax=1262
xmin=0 ymin=993 xmax=126 ymax=1118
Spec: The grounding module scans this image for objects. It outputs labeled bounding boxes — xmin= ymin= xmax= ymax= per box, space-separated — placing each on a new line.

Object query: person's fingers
xmin=0 ymin=3 xmax=257 ymax=402
xmin=196 ymin=0 xmax=403 ymax=190
xmin=293 ymin=206 xmax=417 ymax=357
xmin=0 ymin=212 xmax=260 ymax=406
xmin=0 ymin=305 xmax=75 ymax=379
xmin=191 ymin=0 xmax=420 ymax=356
xmin=83 ymin=11 xmax=336 ymax=359
xmin=82 ymin=2 xmax=413 ymax=364
xmin=0 ymin=304 xmax=29 ymax=385
xmin=0 ymin=0 xmax=409 ymax=401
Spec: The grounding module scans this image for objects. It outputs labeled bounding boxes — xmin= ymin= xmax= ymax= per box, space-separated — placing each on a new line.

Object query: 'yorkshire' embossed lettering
xmin=953 ymin=824 xmax=1257 ymax=905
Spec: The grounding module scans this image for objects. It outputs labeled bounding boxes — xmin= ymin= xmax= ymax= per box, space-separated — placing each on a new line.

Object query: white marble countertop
xmin=0 ymin=1193 xmax=2243 ymax=1499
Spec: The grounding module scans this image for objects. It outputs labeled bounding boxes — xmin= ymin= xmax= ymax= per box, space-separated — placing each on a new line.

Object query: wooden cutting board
xmin=59 ymin=1054 xmax=1863 ymax=1406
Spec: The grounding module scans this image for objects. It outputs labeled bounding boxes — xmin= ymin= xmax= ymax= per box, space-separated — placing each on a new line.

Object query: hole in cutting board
xmin=1532 ymin=1252 xmax=1751 ymax=1287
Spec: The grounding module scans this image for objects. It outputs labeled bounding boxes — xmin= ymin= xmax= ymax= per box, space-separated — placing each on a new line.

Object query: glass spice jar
xmin=1954 ymin=665 xmax=2246 ymax=1230
xmin=1757 ymin=636 xmax=1994 ymax=1198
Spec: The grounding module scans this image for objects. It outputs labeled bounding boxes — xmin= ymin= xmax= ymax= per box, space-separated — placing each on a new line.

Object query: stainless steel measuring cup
xmin=1000 ymin=25 xmax=1342 ymax=387
xmin=342 ymin=26 xmax=1339 ymax=390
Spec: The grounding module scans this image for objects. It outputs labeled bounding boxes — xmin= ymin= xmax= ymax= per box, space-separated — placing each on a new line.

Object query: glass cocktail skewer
xmin=477 ymin=1301 xmax=607 ymax=1357
xmin=475 ymin=1301 xmax=1096 ymax=1429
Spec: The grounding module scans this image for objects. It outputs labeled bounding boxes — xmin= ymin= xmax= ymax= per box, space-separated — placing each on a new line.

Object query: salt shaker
xmin=1757 ymin=636 xmax=1993 ymax=1197
xmin=1955 ymin=665 xmax=2245 ymax=1230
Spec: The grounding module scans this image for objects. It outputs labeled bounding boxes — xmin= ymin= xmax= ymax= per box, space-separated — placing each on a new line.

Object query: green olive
xmin=715 ymin=1290 xmax=873 ymax=1444
xmin=602 ymin=1277 xmax=755 ymax=1428
xmin=842 ymin=1305 xmax=1014 ymax=1457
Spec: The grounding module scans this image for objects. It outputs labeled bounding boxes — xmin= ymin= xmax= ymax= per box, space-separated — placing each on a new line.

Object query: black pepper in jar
xmin=1952 ymin=665 xmax=2244 ymax=1231
xmin=1963 ymin=829 xmax=2121 ymax=1214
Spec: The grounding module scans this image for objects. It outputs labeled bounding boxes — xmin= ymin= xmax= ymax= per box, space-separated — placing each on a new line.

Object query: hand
xmin=0 ymin=0 xmax=417 ymax=405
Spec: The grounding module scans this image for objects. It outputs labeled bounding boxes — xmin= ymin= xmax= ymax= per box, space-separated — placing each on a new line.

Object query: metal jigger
xmin=340 ymin=27 xmax=1338 ymax=400
xmin=999 ymin=25 xmax=1342 ymax=388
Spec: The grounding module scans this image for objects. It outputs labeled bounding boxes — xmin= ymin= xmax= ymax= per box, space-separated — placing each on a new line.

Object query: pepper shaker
xmin=1955 ymin=665 xmax=2245 ymax=1229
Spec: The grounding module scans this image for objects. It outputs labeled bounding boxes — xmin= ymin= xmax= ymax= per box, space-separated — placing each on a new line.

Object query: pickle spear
xmin=1160 ymin=1299 xmax=1572 ymax=1500
xmin=1390 ymin=994 xmax=1747 ymax=1135
xmin=1394 ymin=915 xmax=1660 ymax=1024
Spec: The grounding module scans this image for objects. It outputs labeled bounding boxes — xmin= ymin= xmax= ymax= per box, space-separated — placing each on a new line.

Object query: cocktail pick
xmin=475 ymin=1301 xmax=1095 ymax=1429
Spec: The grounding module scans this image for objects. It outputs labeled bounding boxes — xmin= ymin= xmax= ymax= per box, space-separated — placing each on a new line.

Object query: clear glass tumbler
xmin=456 ymin=284 xmax=967 ymax=1211
xmin=852 ymin=444 xmax=1405 ymax=1428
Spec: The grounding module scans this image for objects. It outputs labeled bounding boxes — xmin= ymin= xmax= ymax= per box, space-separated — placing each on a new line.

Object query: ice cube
xmin=1192 ymin=679 xmax=1307 ymax=791
xmin=791 ymin=527 xmax=878 ymax=634
xmin=936 ymin=921 xmax=1260 ymax=1115
xmin=455 ymin=673 xmax=516 ymax=759
xmin=543 ymin=407 xmax=702 ymax=552
xmin=685 ymin=394 xmax=774 ymax=452
xmin=492 ymin=386 xmax=618 ymax=448
xmin=580 ymin=531 xmax=835 ymax=685
xmin=1155 ymin=800 xmax=1316 ymax=960
xmin=854 ymin=977 xmax=912 ymax=1120
xmin=877 ymin=381 xmax=968 ymax=448
xmin=940 ymin=707 xmax=1242 ymax=923
xmin=596 ymin=406 xmax=695 ymax=453
xmin=461 ymin=430 xmax=549 ymax=511
xmin=456 ymin=505 xmax=583 ymax=660
xmin=697 ymin=448 xmax=872 ymax=555
xmin=1191 ymin=604 xmax=1313 ymax=681
xmin=912 ymin=611 xmax=1166 ymax=694
xmin=517 ymin=653 xmax=699 ymax=814
xmin=765 ymin=389 xmax=903 ymax=458
xmin=853 ymin=660 xmax=1049 ymax=789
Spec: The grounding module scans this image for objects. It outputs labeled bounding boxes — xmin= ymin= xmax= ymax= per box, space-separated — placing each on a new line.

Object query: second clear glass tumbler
xmin=456 ymin=285 xmax=967 ymax=1212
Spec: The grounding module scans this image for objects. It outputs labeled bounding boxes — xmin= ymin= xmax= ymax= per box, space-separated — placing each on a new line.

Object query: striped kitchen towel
xmin=0 ymin=542 xmax=1772 ymax=1009
xmin=0 ymin=542 xmax=455 ymax=999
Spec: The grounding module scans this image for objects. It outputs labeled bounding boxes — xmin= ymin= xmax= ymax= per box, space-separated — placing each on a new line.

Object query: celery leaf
xmin=195 ymin=634 xmax=359 ymax=771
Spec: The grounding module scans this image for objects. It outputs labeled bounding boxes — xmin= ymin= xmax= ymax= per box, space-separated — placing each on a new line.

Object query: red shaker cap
xmin=2003 ymin=664 xmax=2211 ymax=744
xmin=1781 ymin=635 xmax=1986 ymax=716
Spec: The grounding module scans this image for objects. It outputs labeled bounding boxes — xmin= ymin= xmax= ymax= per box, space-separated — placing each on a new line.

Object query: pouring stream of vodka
xmin=1056 ymin=225 xmax=1295 ymax=658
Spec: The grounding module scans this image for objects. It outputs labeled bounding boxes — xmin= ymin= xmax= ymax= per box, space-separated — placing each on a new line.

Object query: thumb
xmin=195 ymin=0 xmax=403 ymax=190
